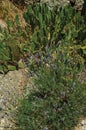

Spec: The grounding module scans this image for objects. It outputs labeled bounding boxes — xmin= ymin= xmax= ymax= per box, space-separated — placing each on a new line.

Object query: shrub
xmin=15 ymin=3 xmax=86 ymax=130
xmin=23 ymin=3 xmax=86 ymax=72
xmin=15 ymin=49 xmax=86 ymax=130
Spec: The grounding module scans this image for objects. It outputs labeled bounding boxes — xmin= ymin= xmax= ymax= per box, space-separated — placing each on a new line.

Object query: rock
xmin=75 ymin=119 xmax=86 ymax=130
xmin=41 ymin=0 xmax=70 ymax=8
xmin=0 ymin=68 xmax=28 ymax=130
xmin=40 ymin=0 xmax=84 ymax=10
xmin=74 ymin=0 xmax=84 ymax=10
xmin=0 ymin=19 xmax=7 ymax=30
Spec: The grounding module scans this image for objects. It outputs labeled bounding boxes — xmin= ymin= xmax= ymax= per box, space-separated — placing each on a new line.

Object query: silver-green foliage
xmin=15 ymin=49 xmax=86 ymax=130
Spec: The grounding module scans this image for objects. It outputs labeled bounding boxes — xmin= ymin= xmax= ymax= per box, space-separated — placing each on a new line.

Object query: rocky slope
xmin=0 ymin=0 xmax=85 ymax=130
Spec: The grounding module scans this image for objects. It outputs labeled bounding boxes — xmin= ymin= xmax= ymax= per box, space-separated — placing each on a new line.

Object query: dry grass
xmin=0 ymin=0 xmax=26 ymax=27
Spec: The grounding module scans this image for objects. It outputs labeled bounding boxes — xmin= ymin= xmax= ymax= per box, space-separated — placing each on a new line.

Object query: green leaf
xmin=8 ymin=65 xmax=16 ymax=71
xmin=0 ymin=65 xmax=3 ymax=71
xmin=15 ymin=15 xmax=20 ymax=25
xmin=30 ymin=42 xmax=35 ymax=52
xmin=0 ymin=53 xmax=10 ymax=61
xmin=6 ymin=18 xmax=14 ymax=28
xmin=32 ymin=31 xmax=38 ymax=42
xmin=18 ymin=60 xmax=26 ymax=68
xmin=38 ymin=13 xmax=43 ymax=27
xmin=83 ymin=49 xmax=86 ymax=55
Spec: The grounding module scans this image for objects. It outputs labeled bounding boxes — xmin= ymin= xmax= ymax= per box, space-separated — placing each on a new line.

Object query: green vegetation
xmin=0 ymin=2 xmax=86 ymax=129
xmin=0 ymin=16 xmax=27 ymax=73
xmin=23 ymin=3 xmax=86 ymax=72
xmin=15 ymin=51 xmax=86 ymax=130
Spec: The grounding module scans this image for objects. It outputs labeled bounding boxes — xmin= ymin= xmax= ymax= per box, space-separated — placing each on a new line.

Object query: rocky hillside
xmin=0 ymin=0 xmax=86 ymax=130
